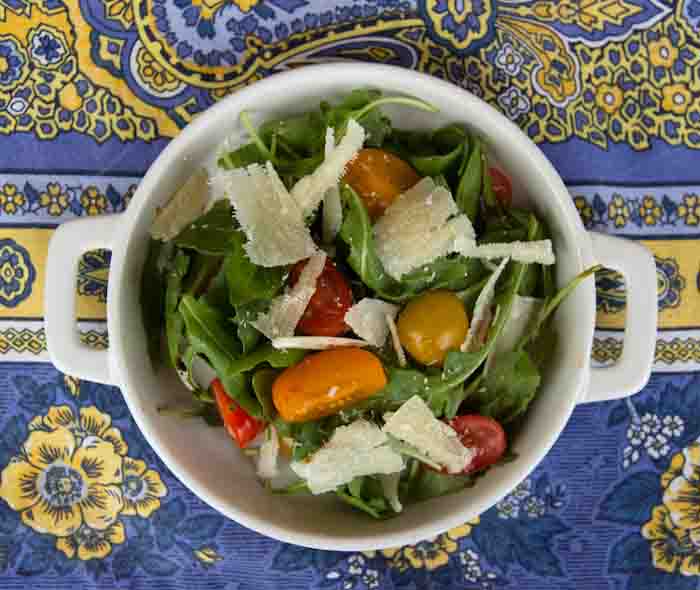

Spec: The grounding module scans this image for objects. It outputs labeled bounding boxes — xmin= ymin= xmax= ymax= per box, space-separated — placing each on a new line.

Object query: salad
xmin=141 ymin=90 xmax=598 ymax=519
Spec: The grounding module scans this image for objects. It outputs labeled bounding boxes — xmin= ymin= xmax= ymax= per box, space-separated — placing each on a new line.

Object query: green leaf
xmin=227 ymin=343 xmax=306 ymax=376
xmin=403 ymin=467 xmax=476 ymax=502
xmin=336 ymin=477 xmax=392 ymax=519
xmin=224 ymin=230 xmax=285 ymax=306
xmin=173 ymin=200 xmax=238 ymax=255
xmin=165 ymin=249 xmax=190 ymax=367
xmin=259 ymin=111 xmax=326 ymax=156
xmin=201 ymin=265 xmax=230 ymax=311
xmin=476 ymin=350 xmax=541 ymax=423
xmin=400 ymin=255 xmax=486 ymax=294
xmin=233 ymin=300 xmax=267 ymax=354
xmin=179 ymin=295 xmax=261 ymax=418
xmin=184 ymin=253 xmax=223 ymax=297
xmin=217 ymin=142 xmax=265 ymax=170
xmin=252 ymin=368 xmax=278 ymax=421
xmin=455 ymin=138 xmax=482 ymax=222
xmin=141 ymin=239 xmax=166 ymax=366
xmin=407 ymin=126 xmax=465 ymax=177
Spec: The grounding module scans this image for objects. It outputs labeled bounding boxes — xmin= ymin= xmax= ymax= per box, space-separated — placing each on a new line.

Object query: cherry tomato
xmin=397 ymin=290 xmax=469 ymax=366
xmin=272 ymin=348 xmax=387 ymax=422
xmin=290 ymin=258 xmax=353 ymax=337
xmin=212 ymin=378 xmax=265 ymax=448
xmin=489 ymin=166 xmax=513 ymax=207
xmin=343 ymin=148 xmax=421 ymax=220
xmin=449 ymin=414 xmax=507 ymax=473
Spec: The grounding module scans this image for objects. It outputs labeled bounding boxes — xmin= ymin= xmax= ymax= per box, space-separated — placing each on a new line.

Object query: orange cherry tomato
xmin=449 ymin=415 xmax=507 ymax=473
xmin=272 ymin=348 xmax=387 ymax=422
xmin=290 ymin=258 xmax=353 ymax=337
xmin=212 ymin=379 xmax=265 ymax=448
xmin=343 ymin=148 xmax=421 ymax=220
xmin=489 ymin=166 xmax=513 ymax=207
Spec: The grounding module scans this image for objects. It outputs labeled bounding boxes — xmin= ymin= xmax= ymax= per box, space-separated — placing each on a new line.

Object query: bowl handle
xmin=45 ymin=215 xmax=121 ymax=386
xmin=580 ymin=232 xmax=658 ymax=403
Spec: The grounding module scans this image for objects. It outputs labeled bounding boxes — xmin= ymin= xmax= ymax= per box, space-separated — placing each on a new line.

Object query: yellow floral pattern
xmin=643 ymin=443 xmax=700 ymax=576
xmin=0 ymin=403 xmax=168 ymax=562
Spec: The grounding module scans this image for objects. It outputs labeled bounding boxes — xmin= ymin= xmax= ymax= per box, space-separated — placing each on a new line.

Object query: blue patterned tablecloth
xmin=1 ymin=1 xmax=700 ymax=589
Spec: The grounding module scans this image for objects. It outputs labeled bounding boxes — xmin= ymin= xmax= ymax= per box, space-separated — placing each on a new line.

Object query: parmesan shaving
xmin=291 ymin=420 xmax=403 ymax=494
xmin=382 ymin=396 xmax=473 ymax=474
xmin=253 ymin=252 xmax=326 ymax=339
xmin=257 ymin=425 xmax=280 ymax=479
xmin=291 ymin=118 xmax=365 ymax=217
xmin=150 ymin=168 xmax=210 ymax=240
xmin=462 ymin=257 xmax=509 ymax=352
xmin=344 ymin=298 xmax=399 ymax=347
xmin=271 ymin=336 xmax=370 ymax=350
xmin=373 ymin=182 xmax=477 ymax=279
xmin=385 ymin=312 xmax=407 ymax=368
xmin=321 ymin=127 xmax=344 ymax=243
xmin=461 ymin=240 xmax=555 ymax=265
xmin=225 ymin=163 xmax=318 ymax=267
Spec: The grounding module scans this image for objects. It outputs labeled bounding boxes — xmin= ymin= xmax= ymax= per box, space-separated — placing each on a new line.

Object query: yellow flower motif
xmin=662 ymin=84 xmax=692 ymax=115
xmin=649 ymin=37 xmax=678 ymax=69
xmin=28 ymin=405 xmax=128 ymax=457
xmin=56 ymin=521 xmax=126 ymax=560
xmin=80 ymin=186 xmax=108 ymax=216
xmin=135 ymin=47 xmax=181 ymax=94
xmin=102 ymin=0 xmax=134 ymax=29
xmin=663 ymin=443 xmax=700 ymax=529
xmin=639 ymin=195 xmax=662 ymax=225
xmin=121 ymin=457 xmax=167 ymax=518
xmin=678 ymin=194 xmax=700 ymax=226
xmin=642 ymin=505 xmax=700 ymax=575
xmin=0 ymin=183 xmax=26 ymax=214
xmin=39 ymin=182 xmax=69 ymax=216
xmin=607 ymin=194 xmax=630 ymax=228
xmin=595 ymin=83 xmax=623 ymax=115
xmin=574 ymin=196 xmax=593 ymax=226
xmin=0 ymin=426 xmax=124 ymax=537
xmin=64 ymin=375 xmax=81 ymax=397
xmin=379 ymin=520 xmax=478 ymax=571
xmin=194 ymin=546 xmax=223 ymax=566
xmin=233 ymin=0 xmax=261 ymax=11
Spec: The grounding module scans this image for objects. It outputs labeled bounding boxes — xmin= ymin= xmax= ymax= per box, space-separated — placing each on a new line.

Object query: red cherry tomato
xmin=289 ymin=258 xmax=353 ymax=337
xmin=449 ymin=414 xmax=507 ymax=473
xmin=212 ymin=379 xmax=265 ymax=448
xmin=489 ymin=167 xmax=513 ymax=207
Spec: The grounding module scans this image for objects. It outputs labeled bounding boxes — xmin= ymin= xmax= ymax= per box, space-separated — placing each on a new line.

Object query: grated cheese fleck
xmin=270 ymin=336 xmax=370 ymax=350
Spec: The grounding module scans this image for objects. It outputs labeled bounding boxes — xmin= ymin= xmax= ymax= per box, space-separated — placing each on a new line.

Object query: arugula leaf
xmin=184 ymin=253 xmax=223 ymax=297
xmin=227 ymin=342 xmax=305 ymax=376
xmin=252 ymin=368 xmax=278 ymax=421
xmin=233 ymin=300 xmax=267 ymax=354
xmin=174 ymin=200 xmax=238 ymax=255
xmin=406 ymin=125 xmax=466 ymax=177
xmin=224 ymin=230 xmax=285 ymax=306
xmin=259 ymin=111 xmax=326 ymax=156
xmin=179 ymin=294 xmax=261 ymax=418
xmin=218 ymin=142 xmax=265 ymax=170
xmin=336 ymin=477 xmax=392 ymax=519
xmin=455 ymin=138 xmax=482 ymax=222
xmin=201 ymin=265 xmax=230 ymax=311
xmin=476 ymin=350 xmax=541 ymax=423
xmin=141 ymin=239 xmax=166 ymax=366
xmin=402 ymin=466 xmax=476 ymax=502
xmin=165 ymin=249 xmax=190 ymax=367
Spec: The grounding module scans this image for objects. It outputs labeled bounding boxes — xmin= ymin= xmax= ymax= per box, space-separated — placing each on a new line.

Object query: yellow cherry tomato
xmin=397 ymin=290 xmax=469 ymax=366
xmin=343 ymin=148 xmax=421 ymax=220
xmin=272 ymin=348 xmax=387 ymax=423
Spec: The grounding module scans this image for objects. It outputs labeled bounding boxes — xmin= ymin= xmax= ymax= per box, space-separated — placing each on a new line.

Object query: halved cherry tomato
xmin=449 ymin=414 xmax=507 ymax=473
xmin=290 ymin=258 xmax=353 ymax=337
xmin=343 ymin=148 xmax=421 ymax=219
xmin=212 ymin=378 xmax=265 ymax=448
xmin=272 ymin=348 xmax=387 ymax=422
xmin=489 ymin=166 xmax=513 ymax=207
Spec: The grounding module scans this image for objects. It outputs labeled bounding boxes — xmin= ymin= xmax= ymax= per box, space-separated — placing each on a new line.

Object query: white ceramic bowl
xmin=45 ymin=64 xmax=657 ymax=551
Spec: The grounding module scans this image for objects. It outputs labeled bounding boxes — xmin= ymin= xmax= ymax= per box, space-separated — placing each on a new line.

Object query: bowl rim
xmin=107 ymin=63 xmax=594 ymax=550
